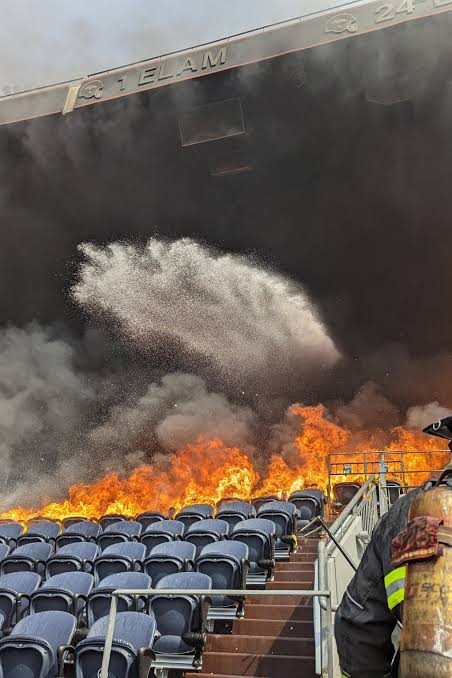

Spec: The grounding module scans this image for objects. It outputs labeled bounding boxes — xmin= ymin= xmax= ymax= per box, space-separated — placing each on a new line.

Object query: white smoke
xmin=0 ymin=324 xmax=94 ymax=506
xmin=90 ymin=372 xmax=255 ymax=455
xmin=73 ymin=237 xmax=340 ymax=392
xmin=406 ymin=402 xmax=452 ymax=431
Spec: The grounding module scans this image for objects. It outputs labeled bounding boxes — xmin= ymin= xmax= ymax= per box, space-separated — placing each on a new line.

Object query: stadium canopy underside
xmin=2 ymin=0 xmax=452 ymax=349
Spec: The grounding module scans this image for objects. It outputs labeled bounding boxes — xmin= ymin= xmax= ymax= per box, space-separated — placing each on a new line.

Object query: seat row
xmin=0 ymin=570 xmax=215 ymax=677
xmin=0 ymin=489 xmax=326 ymax=546
xmin=0 ymin=520 xmax=271 ymax=586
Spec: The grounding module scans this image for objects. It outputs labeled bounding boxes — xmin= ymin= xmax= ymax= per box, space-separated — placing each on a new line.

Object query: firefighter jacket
xmin=334 ymin=489 xmax=420 ymax=678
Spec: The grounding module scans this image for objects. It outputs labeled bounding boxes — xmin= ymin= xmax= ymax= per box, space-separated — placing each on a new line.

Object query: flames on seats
xmin=0 ymin=405 xmax=447 ymax=522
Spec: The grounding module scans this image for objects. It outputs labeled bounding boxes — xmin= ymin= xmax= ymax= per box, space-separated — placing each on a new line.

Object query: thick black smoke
xmin=1 ymin=16 xmax=452 ymax=504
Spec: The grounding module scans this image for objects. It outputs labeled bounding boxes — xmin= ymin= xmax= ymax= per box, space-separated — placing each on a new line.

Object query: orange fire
xmin=0 ymin=405 xmax=448 ymax=523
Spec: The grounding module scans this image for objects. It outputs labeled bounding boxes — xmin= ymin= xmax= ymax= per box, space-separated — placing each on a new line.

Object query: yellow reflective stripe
xmin=384 ymin=565 xmax=406 ymax=588
xmin=387 ymin=587 xmax=405 ymax=610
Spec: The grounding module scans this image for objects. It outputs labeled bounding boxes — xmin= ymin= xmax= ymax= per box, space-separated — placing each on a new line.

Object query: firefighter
xmin=334 ymin=416 xmax=452 ymax=678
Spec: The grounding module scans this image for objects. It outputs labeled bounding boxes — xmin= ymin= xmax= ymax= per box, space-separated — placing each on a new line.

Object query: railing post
xmin=326 ymin=593 xmax=334 ymax=677
xmin=100 ymin=593 xmax=117 ymax=678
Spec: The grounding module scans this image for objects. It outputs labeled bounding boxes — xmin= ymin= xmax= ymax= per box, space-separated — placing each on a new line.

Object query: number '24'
xmin=375 ymin=0 xmax=452 ymax=24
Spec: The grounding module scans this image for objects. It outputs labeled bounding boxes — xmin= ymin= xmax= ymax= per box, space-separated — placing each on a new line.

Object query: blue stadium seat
xmin=289 ymin=489 xmax=326 ymax=520
xmin=61 ymin=517 xmax=89 ymax=529
xmin=98 ymin=514 xmax=128 ymax=530
xmin=0 ymin=522 xmax=23 ymax=549
xmin=149 ymin=572 xmax=212 ymax=675
xmin=97 ymin=520 xmax=143 ymax=551
xmin=0 ymin=610 xmax=76 ymax=677
xmin=217 ymin=500 xmax=255 ymax=529
xmin=94 ymin=542 xmax=146 ymax=584
xmin=257 ymin=501 xmax=299 ymax=558
xmin=251 ymin=495 xmax=279 ymax=512
xmin=1 ymin=543 xmax=53 ymax=576
xmin=175 ymin=504 xmax=214 ymax=530
xmin=30 ymin=571 xmax=94 ymax=618
xmin=0 ymin=545 xmax=11 ymax=563
xmin=75 ymin=611 xmax=156 ymax=678
xmin=18 ymin=520 xmax=60 ymax=547
xmin=185 ymin=519 xmax=230 ymax=556
xmin=135 ymin=511 xmax=166 ymax=530
xmin=143 ymin=541 xmax=196 ymax=586
xmin=196 ymin=541 xmax=249 ymax=621
xmin=0 ymin=572 xmax=41 ymax=634
xmin=231 ymin=518 xmax=275 ymax=585
xmin=57 ymin=521 xmax=101 ymax=548
xmin=86 ymin=572 xmax=152 ymax=626
xmin=46 ymin=542 xmax=98 ymax=578
xmin=140 ymin=520 xmax=185 ymax=555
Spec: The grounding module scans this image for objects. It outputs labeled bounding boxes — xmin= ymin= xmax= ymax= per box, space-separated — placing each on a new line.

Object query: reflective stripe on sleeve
xmin=384 ymin=565 xmax=406 ymax=610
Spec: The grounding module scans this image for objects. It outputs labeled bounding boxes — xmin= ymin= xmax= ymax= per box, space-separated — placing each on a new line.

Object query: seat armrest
xmin=57 ymin=644 xmax=74 ymax=678
xmin=15 ymin=593 xmax=30 ymax=624
xmin=138 ymin=647 xmax=155 ymax=678
xmin=200 ymin=594 xmax=212 ymax=634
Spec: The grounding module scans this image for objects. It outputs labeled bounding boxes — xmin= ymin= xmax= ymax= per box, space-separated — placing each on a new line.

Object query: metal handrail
xmin=100 ymin=587 xmax=334 ymax=678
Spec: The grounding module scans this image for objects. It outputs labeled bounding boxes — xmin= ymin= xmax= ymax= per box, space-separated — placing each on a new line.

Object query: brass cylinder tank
xmin=399 ymin=483 xmax=452 ymax=677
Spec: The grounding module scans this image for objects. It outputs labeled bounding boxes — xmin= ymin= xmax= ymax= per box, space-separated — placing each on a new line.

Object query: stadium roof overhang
xmin=1 ymin=0 xmax=452 ymax=126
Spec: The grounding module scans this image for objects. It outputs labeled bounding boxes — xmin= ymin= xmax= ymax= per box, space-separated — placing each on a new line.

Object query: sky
xmin=0 ymin=0 xmax=361 ymax=94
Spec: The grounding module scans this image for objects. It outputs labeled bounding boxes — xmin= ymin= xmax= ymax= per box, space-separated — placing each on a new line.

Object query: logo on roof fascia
xmin=79 ymin=79 xmax=104 ymax=100
xmin=77 ymin=47 xmax=227 ymax=105
xmin=325 ymin=13 xmax=359 ymax=34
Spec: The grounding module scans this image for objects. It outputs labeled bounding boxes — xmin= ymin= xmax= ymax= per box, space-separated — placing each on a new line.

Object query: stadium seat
xmin=333 ymin=482 xmax=361 ymax=512
xmin=0 ymin=522 xmax=23 ymax=548
xmin=217 ymin=500 xmax=255 ymax=529
xmin=0 ymin=545 xmax=10 ymax=563
xmin=143 ymin=541 xmax=196 ymax=586
xmin=257 ymin=501 xmax=298 ymax=558
xmin=386 ymin=480 xmax=403 ymax=505
xmin=0 ymin=572 xmax=41 ymax=634
xmin=98 ymin=514 xmax=128 ymax=530
xmin=175 ymin=504 xmax=214 ymax=530
xmin=30 ymin=571 xmax=94 ymax=618
xmin=149 ymin=572 xmax=212 ymax=675
xmin=57 ymin=521 xmax=101 ymax=548
xmin=0 ymin=610 xmax=76 ymax=677
xmin=61 ymin=517 xmax=89 ymax=529
xmin=135 ymin=511 xmax=166 ymax=530
xmin=231 ymin=518 xmax=276 ymax=585
xmin=86 ymin=572 xmax=152 ymax=626
xmin=18 ymin=519 xmax=60 ymax=547
xmin=251 ymin=495 xmax=279 ymax=511
xmin=289 ymin=489 xmax=326 ymax=520
xmin=46 ymin=542 xmax=98 ymax=578
xmin=140 ymin=520 xmax=185 ymax=555
xmin=1 ymin=543 xmax=53 ymax=576
xmin=184 ymin=519 xmax=230 ymax=556
xmin=97 ymin=520 xmax=143 ymax=550
xmin=75 ymin=611 xmax=156 ymax=678
xmin=216 ymin=497 xmax=250 ymax=508
xmin=196 ymin=541 xmax=249 ymax=621
xmin=93 ymin=542 xmax=146 ymax=584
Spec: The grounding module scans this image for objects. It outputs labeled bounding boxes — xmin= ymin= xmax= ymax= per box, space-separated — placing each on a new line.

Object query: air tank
xmin=399 ymin=481 xmax=452 ymax=677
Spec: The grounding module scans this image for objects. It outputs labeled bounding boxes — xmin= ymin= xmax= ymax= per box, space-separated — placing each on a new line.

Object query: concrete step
xmin=232 ymin=617 xmax=314 ymax=638
xmin=187 ymin=675 xmax=272 ymax=678
xmin=245 ymin=603 xmax=313 ymax=620
xmin=202 ymin=651 xmax=315 ymax=677
xmin=267 ymin=580 xmax=314 ymax=590
xmin=273 ymin=571 xmax=315 ymax=583
xmin=207 ymin=634 xmax=314 ymax=656
xmin=290 ymin=552 xmax=316 ymax=562
xmin=275 ymin=562 xmax=314 ymax=572
xmin=248 ymin=593 xmax=314 ymax=605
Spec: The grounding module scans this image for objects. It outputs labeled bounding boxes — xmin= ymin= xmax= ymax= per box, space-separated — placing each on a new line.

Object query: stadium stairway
xmin=187 ymin=537 xmax=318 ymax=678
